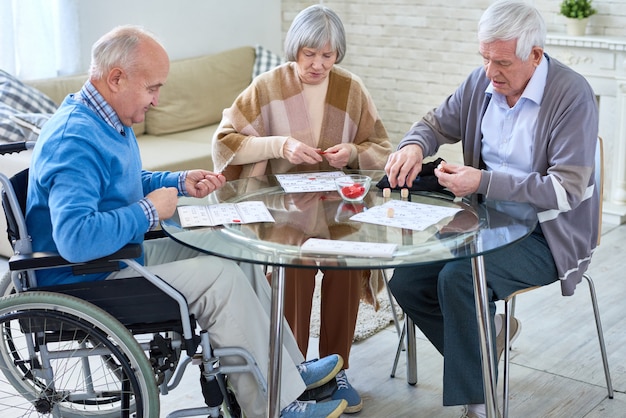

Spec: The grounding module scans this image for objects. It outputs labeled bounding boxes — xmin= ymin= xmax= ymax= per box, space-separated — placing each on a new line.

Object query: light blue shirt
xmin=481 ymin=56 xmax=548 ymax=177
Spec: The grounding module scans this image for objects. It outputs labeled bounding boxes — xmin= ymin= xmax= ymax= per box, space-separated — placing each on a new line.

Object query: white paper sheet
xmin=350 ymin=200 xmax=461 ymax=231
xmin=300 ymin=238 xmax=397 ymax=258
xmin=177 ymin=201 xmax=275 ymax=227
xmin=275 ymin=171 xmax=345 ymax=193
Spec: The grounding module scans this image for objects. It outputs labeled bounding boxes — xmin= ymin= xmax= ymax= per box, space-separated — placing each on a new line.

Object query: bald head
xmin=88 ymin=25 xmax=170 ymax=126
xmin=89 ymin=25 xmax=168 ymax=80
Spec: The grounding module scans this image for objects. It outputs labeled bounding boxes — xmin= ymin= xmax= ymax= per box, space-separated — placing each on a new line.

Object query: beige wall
xmin=281 ymin=0 xmax=626 ymax=162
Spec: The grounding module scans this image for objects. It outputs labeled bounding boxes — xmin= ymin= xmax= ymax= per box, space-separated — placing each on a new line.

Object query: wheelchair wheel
xmin=0 ymin=291 xmax=159 ymax=417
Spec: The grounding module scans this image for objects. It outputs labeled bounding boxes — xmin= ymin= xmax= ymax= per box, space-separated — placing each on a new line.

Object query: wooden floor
xmin=2 ymin=222 xmax=625 ymax=417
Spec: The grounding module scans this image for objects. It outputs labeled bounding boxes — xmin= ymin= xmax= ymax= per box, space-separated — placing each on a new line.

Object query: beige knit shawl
xmin=212 ymin=62 xmax=391 ymax=180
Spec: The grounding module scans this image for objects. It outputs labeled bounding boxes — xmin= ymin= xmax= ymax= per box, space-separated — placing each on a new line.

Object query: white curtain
xmin=0 ymin=0 xmax=79 ymax=80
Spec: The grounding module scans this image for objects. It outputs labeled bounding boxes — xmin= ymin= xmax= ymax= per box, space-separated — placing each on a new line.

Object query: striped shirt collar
xmin=77 ymin=80 xmax=127 ymax=137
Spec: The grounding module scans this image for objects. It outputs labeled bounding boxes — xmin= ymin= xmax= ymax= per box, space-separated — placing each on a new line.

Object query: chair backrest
xmin=1 ymin=169 xmax=29 ymax=250
xmin=596 ymin=136 xmax=604 ymax=246
xmin=1 ymin=169 xmax=31 ymax=257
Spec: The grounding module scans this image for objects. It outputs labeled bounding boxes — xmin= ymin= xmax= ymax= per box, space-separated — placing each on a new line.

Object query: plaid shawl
xmin=212 ymin=62 xmax=391 ymax=179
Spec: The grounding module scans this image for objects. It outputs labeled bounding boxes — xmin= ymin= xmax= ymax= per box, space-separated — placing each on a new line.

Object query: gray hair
xmin=89 ymin=25 xmax=163 ymax=79
xmin=284 ymin=4 xmax=346 ymax=64
xmin=478 ymin=0 xmax=546 ymax=61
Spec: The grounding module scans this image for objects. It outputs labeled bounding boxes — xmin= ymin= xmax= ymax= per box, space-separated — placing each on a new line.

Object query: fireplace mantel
xmin=546 ymin=33 xmax=626 ymax=225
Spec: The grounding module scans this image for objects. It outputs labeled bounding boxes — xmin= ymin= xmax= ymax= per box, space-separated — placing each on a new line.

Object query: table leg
xmin=267 ymin=265 xmax=286 ymax=418
xmin=471 ymin=255 xmax=498 ymax=418
xmin=406 ymin=316 xmax=418 ymax=385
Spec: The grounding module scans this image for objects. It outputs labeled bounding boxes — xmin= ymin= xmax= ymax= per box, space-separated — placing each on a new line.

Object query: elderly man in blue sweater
xmin=25 ymin=25 xmax=346 ymax=418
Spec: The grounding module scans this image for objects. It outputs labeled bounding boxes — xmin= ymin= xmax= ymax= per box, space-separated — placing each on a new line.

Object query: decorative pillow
xmin=253 ymin=45 xmax=283 ymax=79
xmin=0 ymin=70 xmax=57 ymax=114
xmin=0 ymin=105 xmax=54 ymax=143
xmin=1 ymin=69 xmax=57 ymax=142
xmin=10 ymin=112 xmax=52 ymax=141
xmin=0 ymin=104 xmax=27 ymax=143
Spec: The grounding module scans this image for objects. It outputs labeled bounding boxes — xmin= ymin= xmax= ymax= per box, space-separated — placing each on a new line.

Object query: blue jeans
xmin=388 ymin=227 xmax=557 ymax=406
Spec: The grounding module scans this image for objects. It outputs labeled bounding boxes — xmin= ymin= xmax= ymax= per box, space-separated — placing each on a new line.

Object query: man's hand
xmin=321 ymin=143 xmax=352 ymax=168
xmin=283 ymin=137 xmax=324 ymax=165
xmin=384 ymin=144 xmax=424 ymax=188
xmin=185 ymin=170 xmax=227 ymax=198
xmin=146 ymin=187 xmax=179 ymax=220
xmin=434 ymin=161 xmax=481 ymax=197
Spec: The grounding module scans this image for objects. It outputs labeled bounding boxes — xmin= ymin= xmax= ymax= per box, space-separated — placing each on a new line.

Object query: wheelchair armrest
xmin=0 ymin=141 xmax=34 ymax=155
xmin=144 ymin=229 xmax=166 ymax=240
xmin=9 ymin=244 xmax=143 ymax=274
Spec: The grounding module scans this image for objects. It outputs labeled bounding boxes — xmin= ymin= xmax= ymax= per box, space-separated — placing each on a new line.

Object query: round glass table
xmin=161 ymin=170 xmax=537 ymax=418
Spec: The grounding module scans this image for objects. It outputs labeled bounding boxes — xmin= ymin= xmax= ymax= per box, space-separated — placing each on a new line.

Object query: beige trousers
xmin=110 ymin=238 xmax=305 ymax=418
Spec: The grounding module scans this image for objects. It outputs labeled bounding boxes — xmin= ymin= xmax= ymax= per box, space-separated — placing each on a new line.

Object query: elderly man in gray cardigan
xmin=384 ymin=1 xmax=599 ymax=418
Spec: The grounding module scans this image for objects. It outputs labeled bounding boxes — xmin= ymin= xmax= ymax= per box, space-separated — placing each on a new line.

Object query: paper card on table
xmin=177 ymin=201 xmax=275 ymax=227
xmin=350 ymin=200 xmax=461 ymax=231
xmin=300 ymin=238 xmax=397 ymax=259
xmin=275 ymin=171 xmax=345 ymax=193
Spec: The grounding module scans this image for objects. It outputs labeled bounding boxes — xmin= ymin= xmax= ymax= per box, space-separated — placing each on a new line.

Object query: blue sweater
xmin=26 ymin=95 xmax=180 ymax=286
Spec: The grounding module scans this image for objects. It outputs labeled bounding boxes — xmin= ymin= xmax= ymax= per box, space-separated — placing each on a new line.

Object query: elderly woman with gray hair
xmin=212 ymin=4 xmax=391 ymax=414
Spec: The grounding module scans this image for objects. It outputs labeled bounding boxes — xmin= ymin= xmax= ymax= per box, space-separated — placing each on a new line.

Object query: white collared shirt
xmin=481 ymin=56 xmax=548 ymax=177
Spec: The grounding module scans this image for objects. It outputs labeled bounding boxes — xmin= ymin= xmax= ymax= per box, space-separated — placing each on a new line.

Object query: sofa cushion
xmin=138 ymin=125 xmax=217 ymax=172
xmin=144 ymin=46 xmax=255 ymax=136
xmin=25 ymin=73 xmax=86 ymax=106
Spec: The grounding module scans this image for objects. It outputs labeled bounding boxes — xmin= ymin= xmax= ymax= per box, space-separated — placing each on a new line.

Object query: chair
xmin=0 ymin=141 xmax=264 ymax=417
xmin=501 ymin=136 xmax=613 ymax=417
xmin=387 ymin=138 xmax=614 ymax=415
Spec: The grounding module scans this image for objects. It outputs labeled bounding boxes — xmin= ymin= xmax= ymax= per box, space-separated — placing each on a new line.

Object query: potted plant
xmin=559 ymin=0 xmax=597 ymax=36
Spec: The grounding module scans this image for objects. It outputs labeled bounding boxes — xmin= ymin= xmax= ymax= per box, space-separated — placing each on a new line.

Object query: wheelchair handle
xmin=0 ymin=141 xmax=35 ymax=155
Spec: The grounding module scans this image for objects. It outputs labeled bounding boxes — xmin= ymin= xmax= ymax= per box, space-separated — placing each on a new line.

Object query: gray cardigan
xmin=399 ymin=54 xmax=599 ymax=296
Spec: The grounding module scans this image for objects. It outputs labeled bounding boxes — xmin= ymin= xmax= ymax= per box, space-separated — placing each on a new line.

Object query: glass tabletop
xmin=161 ymin=170 xmax=538 ymax=269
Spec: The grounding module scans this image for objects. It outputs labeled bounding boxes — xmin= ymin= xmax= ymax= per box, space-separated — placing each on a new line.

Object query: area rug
xmin=309 ymin=274 xmax=404 ymax=342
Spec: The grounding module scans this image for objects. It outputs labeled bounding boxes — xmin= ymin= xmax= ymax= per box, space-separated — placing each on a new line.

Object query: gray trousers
xmin=389 ymin=227 xmax=558 ymax=406
xmin=109 ymin=237 xmax=305 ymax=418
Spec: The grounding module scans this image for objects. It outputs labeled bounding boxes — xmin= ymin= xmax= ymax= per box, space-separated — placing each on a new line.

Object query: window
xmin=0 ymin=0 xmax=79 ymax=79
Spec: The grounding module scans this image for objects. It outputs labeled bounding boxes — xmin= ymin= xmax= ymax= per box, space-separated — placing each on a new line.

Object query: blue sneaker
xmin=296 ymin=354 xmax=344 ymax=390
xmin=281 ymin=399 xmax=347 ymax=418
xmin=331 ymin=370 xmax=362 ymax=413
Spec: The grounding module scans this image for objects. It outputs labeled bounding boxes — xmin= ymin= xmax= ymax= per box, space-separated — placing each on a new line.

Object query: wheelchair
xmin=0 ymin=141 xmax=266 ymax=417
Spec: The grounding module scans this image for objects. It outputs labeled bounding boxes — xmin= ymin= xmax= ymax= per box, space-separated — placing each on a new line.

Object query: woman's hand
xmin=321 ymin=143 xmax=352 ymax=168
xmin=283 ymin=137 xmax=324 ymax=165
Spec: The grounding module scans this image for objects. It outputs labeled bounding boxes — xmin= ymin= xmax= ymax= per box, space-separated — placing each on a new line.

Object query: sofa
xmin=0 ymin=45 xmax=283 ymax=258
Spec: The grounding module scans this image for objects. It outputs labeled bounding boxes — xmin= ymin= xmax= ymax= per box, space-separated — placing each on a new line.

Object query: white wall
xmin=74 ymin=0 xmax=282 ymax=71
